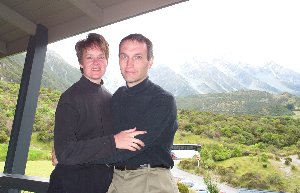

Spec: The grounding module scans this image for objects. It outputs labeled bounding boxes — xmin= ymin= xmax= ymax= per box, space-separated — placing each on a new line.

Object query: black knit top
xmin=96 ymin=77 xmax=178 ymax=167
xmin=54 ymin=76 xmax=116 ymax=165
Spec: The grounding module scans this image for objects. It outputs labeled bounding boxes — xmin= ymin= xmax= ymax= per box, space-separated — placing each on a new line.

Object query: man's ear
xmin=148 ymin=58 xmax=154 ymax=69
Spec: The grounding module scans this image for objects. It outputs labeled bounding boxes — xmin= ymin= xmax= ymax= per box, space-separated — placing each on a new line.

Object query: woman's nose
xmin=92 ymin=58 xmax=100 ymax=64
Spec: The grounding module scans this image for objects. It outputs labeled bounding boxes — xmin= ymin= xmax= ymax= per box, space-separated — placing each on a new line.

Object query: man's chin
xmin=124 ymin=76 xmax=136 ymax=83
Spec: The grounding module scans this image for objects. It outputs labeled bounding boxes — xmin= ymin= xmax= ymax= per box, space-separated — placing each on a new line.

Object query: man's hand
xmin=114 ymin=128 xmax=146 ymax=151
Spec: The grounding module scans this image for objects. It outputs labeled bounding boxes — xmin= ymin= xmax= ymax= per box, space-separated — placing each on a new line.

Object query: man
xmin=106 ymin=33 xmax=179 ymax=193
xmin=47 ymin=33 xmax=145 ymax=193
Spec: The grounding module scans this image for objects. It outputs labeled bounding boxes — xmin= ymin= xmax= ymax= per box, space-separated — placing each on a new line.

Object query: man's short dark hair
xmin=119 ymin=34 xmax=153 ymax=61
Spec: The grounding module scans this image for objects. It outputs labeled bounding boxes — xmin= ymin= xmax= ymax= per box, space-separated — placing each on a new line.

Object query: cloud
xmin=49 ymin=0 xmax=300 ymax=73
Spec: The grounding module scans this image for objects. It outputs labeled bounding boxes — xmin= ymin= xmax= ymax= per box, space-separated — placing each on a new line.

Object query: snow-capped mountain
xmin=147 ymin=59 xmax=300 ymax=97
xmin=3 ymin=51 xmax=299 ymax=97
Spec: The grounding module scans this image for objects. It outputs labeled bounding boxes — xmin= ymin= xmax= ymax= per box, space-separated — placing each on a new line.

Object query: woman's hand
xmin=51 ymin=147 xmax=58 ymax=166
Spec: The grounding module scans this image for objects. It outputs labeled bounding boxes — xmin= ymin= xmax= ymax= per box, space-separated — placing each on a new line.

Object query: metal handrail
xmin=0 ymin=173 xmax=49 ymax=193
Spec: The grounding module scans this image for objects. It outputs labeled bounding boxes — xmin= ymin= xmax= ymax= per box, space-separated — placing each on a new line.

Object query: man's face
xmin=80 ymin=45 xmax=107 ymax=84
xmin=119 ymin=40 xmax=153 ymax=87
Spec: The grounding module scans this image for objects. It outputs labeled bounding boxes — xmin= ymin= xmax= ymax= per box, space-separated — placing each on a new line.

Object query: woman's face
xmin=80 ymin=45 xmax=108 ymax=84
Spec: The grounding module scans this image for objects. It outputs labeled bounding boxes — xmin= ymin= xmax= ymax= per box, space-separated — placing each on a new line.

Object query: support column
xmin=4 ymin=24 xmax=48 ymax=175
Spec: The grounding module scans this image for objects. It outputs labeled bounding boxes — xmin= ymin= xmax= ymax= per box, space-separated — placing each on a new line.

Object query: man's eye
xmin=119 ymin=55 xmax=128 ymax=60
xmin=134 ymin=56 xmax=142 ymax=60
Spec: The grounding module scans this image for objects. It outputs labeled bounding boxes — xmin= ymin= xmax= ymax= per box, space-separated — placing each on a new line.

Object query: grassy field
xmin=176 ymin=131 xmax=300 ymax=192
xmin=174 ymin=132 xmax=217 ymax=145
xmin=216 ymin=155 xmax=300 ymax=192
xmin=0 ymin=129 xmax=299 ymax=191
xmin=0 ymin=160 xmax=54 ymax=178
xmin=293 ymin=110 xmax=300 ymax=118
xmin=0 ymin=133 xmax=54 ymax=178
xmin=0 ymin=156 xmax=298 ymax=192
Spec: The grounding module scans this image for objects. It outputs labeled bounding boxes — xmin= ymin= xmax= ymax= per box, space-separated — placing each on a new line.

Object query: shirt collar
xmin=80 ymin=75 xmax=103 ymax=91
xmin=125 ymin=77 xmax=151 ymax=94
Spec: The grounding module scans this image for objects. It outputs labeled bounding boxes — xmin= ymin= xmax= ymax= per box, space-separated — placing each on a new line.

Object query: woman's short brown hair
xmin=75 ymin=33 xmax=109 ymax=64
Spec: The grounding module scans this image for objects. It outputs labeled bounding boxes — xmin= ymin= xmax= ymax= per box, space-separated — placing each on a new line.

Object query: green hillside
xmin=0 ymin=81 xmax=60 ymax=144
xmin=176 ymin=90 xmax=300 ymax=116
xmin=0 ymin=50 xmax=81 ymax=92
xmin=1 ymin=81 xmax=300 ymax=192
xmin=176 ymin=109 xmax=300 ymax=192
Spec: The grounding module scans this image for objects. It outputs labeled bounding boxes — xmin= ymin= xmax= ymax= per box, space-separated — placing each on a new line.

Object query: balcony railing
xmin=0 ymin=173 xmax=49 ymax=193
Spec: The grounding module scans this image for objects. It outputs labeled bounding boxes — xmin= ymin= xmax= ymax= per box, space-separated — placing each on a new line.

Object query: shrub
xmin=27 ymin=149 xmax=50 ymax=161
xmin=177 ymin=182 xmax=189 ymax=193
xmin=260 ymin=153 xmax=269 ymax=162
xmin=217 ymin=166 xmax=236 ymax=184
xmin=294 ymin=187 xmax=300 ymax=193
xmin=202 ymin=158 xmax=216 ymax=170
xmin=178 ymin=159 xmax=195 ymax=170
xmin=240 ymin=172 xmax=269 ymax=190
xmin=37 ymin=130 xmax=54 ymax=142
xmin=266 ymin=173 xmax=285 ymax=190
xmin=296 ymin=140 xmax=300 ymax=150
xmin=194 ymin=165 xmax=205 ymax=175
xmin=291 ymin=165 xmax=297 ymax=171
xmin=285 ymin=157 xmax=292 ymax=165
xmin=0 ymin=144 xmax=8 ymax=161
xmin=0 ymin=128 xmax=8 ymax=143
xmin=204 ymin=175 xmax=219 ymax=193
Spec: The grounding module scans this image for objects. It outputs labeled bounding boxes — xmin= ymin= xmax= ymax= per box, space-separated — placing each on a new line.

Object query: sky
xmin=48 ymin=0 xmax=300 ymax=74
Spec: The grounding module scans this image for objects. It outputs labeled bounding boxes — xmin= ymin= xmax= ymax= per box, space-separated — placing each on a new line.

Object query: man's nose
xmin=126 ymin=58 xmax=134 ymax=67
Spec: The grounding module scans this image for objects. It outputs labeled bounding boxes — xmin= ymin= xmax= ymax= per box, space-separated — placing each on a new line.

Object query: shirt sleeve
xmin=95 ymin=94 xmax=177 ymax=164
xmin=54 ymin=97 xmax=116 ymax=165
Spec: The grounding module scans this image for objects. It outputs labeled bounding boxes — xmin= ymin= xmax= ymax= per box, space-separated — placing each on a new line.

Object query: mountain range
xmin=148 ymin=59 xmax=300 ymax=97
xmin=176 ymin=90 xmax=300 ymax=115
xmin=1 ymin=50 xmax=299 ymax=98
